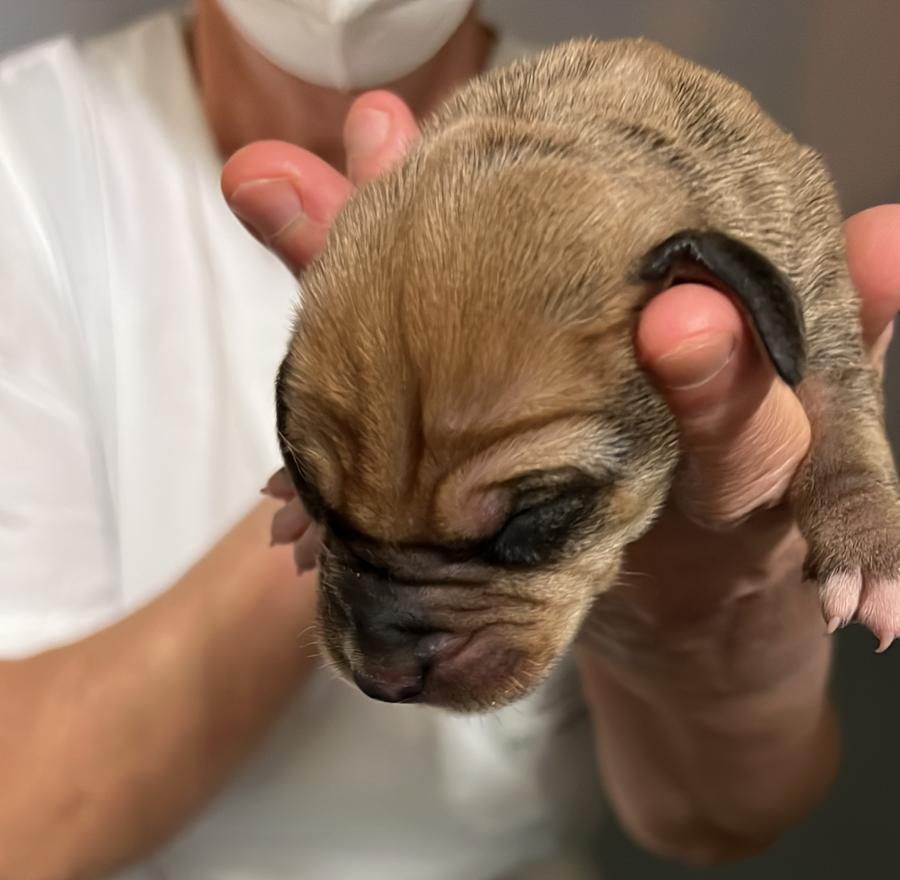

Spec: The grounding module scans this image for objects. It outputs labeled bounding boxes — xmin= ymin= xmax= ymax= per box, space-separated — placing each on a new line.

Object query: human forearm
xmin=577 ymin=511 xmax=837 ymax=865
xmin=0 ymin=499 xmax=317 ymax=880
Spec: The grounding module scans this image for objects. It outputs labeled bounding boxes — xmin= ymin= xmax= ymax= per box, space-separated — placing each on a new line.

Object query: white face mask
xmin=218 ymin=0 xmax=475 ymax=91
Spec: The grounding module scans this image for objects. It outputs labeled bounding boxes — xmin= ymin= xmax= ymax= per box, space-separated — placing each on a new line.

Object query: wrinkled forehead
xmin=276 ymin=155 xmax=645 ymax=541
xmin=277 ymin=326 xmax=639 ymax=545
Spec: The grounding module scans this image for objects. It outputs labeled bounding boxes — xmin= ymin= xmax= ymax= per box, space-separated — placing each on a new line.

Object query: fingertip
xmin=636 ymin=284 xmax=744 ymax=391
xmin=344 ymin=90 xmax=419 ymax=185
xmin=844 ymin=204 xmax=900 ymax=347
xmin=635 ymin=282 xmax=809 ymax=501
xmin=640 ymin=281 xmax=811 ymax=521
xmin=221 ymin=140 xmax=353 ymax=224
xmin=221 ymin=140 xmax=303 ymax=203
xmin=220 ymin=140 xmax=354 ymax=271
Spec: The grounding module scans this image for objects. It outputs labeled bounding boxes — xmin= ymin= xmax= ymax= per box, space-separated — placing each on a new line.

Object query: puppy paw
xmin=805 ymin=491 xmax=900 ymax=653
xmin=820 ymin=571 xmax=900 ymax=652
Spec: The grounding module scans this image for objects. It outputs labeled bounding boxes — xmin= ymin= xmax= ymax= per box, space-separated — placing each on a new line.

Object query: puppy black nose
xmin=350 ymin=632 xmax=466 ymax=703
xmin=334 ymin=562 xmax=467 ymax=702
xmin=352 ymin=668 xmax=424 ymax=703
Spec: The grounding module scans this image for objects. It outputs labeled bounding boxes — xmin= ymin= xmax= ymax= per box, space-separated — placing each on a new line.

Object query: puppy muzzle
xmin=322 ymin=560 xmax=522 ymax=707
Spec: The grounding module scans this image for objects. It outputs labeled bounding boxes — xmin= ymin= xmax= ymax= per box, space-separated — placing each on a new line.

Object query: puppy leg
xmin=791 ymin=360 xmax=900 ymax=651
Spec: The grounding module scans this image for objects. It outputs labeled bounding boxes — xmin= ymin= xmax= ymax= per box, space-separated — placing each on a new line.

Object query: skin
xmin=223 ymin=92 xmax=900 ymax=863
xmin=0 ymin=502 xmax=318 ymax=880
xmin=1 ymin=1 xmax=897 ymax=876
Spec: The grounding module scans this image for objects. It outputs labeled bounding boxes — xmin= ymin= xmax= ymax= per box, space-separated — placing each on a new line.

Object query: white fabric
xmin=0 ymin=10 xmax=603 ymax=880
xmin=219 ymin=0 xmax=473 ymax=91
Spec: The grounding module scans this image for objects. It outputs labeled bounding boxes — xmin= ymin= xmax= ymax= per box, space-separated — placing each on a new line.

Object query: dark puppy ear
xmin=638 ymin=229 xmax=806 ymax=387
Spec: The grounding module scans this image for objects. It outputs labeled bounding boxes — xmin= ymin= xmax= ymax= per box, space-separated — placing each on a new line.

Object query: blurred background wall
xmin=2 ymin=2 xmax=898 ymax=877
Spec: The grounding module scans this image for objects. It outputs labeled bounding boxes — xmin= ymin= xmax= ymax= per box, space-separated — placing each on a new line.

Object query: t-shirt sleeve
xmin=0 ymin=99 xmax=121 ymax=659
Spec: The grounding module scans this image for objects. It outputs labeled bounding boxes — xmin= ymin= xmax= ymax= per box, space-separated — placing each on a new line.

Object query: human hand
xmin=582 ymin=205 xmax=900 ymax=664
xmin=223 ymin=91 xmax=419 ymax=275
xmin=221 ymin=94 xmax=900 ymax=647
xmin=570 ymin=207 xmax=899 ymax=863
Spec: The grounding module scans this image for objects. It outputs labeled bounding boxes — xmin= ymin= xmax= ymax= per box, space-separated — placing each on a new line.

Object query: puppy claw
xmin=858 ymin=577 xmax=900 ymax=654
xmin=819 ymin=571 xmax=863 ymax=628
xmin=818 ymin=570 xmax=900 ymax=652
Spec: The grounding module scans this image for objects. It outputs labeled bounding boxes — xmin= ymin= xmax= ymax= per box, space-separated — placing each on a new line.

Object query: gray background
xmin=1 ymin=2 xmax=898 ymax=877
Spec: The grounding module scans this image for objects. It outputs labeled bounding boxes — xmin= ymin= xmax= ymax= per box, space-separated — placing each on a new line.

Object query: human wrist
xmin=578 ymin=507 xmax=827 ymax=693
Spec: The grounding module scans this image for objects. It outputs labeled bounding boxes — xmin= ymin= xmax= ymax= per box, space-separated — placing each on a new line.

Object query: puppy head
xmin=276 ymin=130 xmax=680 ymax=712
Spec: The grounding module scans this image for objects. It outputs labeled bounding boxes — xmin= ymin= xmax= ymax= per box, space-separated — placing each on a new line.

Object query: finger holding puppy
xmin=635 ymin=205 xmax=900 ymax=530
xmin=635 ymin=284 xmax=811 ymax=526
xmin=343 ymin=91 xmax=420 ymax=186
xmin=222 ymin=93 xmax=418 ymax=275
xmin=845 ymin=204 xmax=900 ymax=363
xmin=223 ymin=141 xmax=352 ymax=274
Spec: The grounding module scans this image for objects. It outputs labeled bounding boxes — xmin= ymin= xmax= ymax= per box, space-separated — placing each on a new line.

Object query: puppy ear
xmin=638 ymin=229 xmax=806 ymax=387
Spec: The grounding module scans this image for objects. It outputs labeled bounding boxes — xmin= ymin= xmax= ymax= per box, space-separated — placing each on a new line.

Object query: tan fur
xmin=278 ymin=38 xmax=900 ymax=710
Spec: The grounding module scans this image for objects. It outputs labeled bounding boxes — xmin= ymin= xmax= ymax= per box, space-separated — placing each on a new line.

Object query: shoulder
xmin=0 ymin=11 xmax=187 ymax=305
xmin=0 ymin=9 xmax=186 ymax=129
xmin=0 ymin=11 xmax=188 ymax=218
xmin=0 ymin=34 xmax=97 ymax=329
xmin=0 ymin=33 xmax=90 ymax=215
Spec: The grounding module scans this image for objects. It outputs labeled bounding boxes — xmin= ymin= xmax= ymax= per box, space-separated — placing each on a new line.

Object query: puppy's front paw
xmin=803 ymin=487 xmax=900 ymax=653
xmin=819 ymin=571 xmax=900 ymax=652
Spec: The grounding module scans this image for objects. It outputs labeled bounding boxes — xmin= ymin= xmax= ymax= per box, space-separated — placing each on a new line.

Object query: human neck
xmin=190 ymin=0 xmax=495 ymax=170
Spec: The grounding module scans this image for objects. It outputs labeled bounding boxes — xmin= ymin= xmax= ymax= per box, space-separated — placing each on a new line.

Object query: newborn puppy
xmin=275 ymin=38 xmax=900 ymax=712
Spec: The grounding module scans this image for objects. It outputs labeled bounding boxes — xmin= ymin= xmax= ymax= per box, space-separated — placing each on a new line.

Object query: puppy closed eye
xmin=484 ymin=486 xmax=599 ymax=568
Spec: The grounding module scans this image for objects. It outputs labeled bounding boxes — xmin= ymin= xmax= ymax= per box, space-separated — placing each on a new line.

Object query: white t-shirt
xmin=0 ymin=9 xmax=604 ymax=880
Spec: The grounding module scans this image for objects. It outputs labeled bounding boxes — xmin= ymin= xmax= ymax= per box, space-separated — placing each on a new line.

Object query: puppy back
xmin=425 ymin=37 xmax=845 ymax=314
